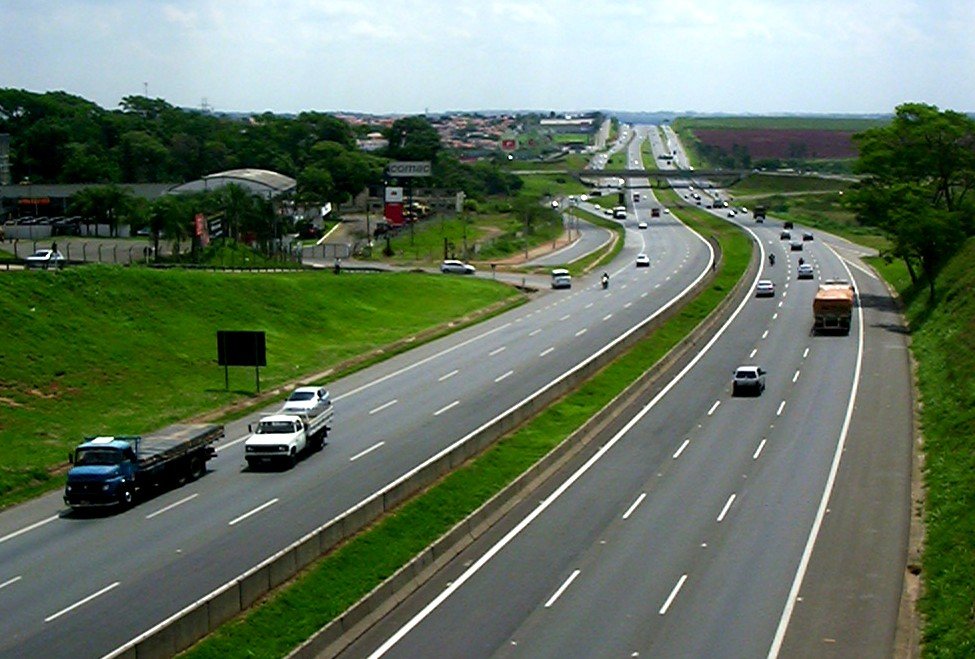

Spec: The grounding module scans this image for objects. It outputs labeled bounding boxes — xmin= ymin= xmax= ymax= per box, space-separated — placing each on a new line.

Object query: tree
xmin=68 ymin=184 xmax=137 ymax=237
xmin=386 ymin=116 xmax=441 ymax=162
xmin=851 ymin=103 xmax=975 ymax=297
xmin=148 ymin=194 xmax=194 ymax=257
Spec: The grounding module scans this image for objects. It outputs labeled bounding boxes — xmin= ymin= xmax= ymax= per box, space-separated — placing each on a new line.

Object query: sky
xmin=2 ymin=0 xmax=973 ymax=116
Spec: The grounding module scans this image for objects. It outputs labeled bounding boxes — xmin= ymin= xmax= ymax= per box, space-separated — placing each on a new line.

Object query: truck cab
xmin=65 ymin=438 xmax=139 ymax=508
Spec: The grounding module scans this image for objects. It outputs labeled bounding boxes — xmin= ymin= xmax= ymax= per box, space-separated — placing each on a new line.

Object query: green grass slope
xmin=0 ymin=266 xmax=520 ymax=503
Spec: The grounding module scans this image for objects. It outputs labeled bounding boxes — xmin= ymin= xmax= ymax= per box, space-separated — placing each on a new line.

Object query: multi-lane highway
xmin=0 ymin=130 xmax=716 ymax=657
xmin=335 ymin=128 xmax=913 ymax=658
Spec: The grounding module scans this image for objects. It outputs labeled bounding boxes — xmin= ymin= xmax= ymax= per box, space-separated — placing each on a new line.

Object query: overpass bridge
xmin=577 ymin=168 xmax=751 ymax=188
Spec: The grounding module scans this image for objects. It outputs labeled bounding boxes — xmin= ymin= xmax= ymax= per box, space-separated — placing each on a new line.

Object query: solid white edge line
xmin=717 ymin=493 xmax=737 ymax=523
xmin=438 ymin=369 xmax=459 ymax=382
xmin=659 ymin=574 xmax=688 ymax=615
xmin=753 ymin=439 xmax=768 ymax=460
xmin=0 ymin=514 xmax=58 ymax=545
xmin=45 ymin=582 xmax=120 ymax=622
xmin=366 ymin=219 xmax=762 ymax=657
xmin=228 ymin=498 xmax=279 ymax=527
xmin=622 ymin=493 xmax=647 ymax=520
xmin=145 ymin=493 xmax=199 ymax=520
xmin=369 ymin=399 xmax=399 ymax=415
xmin=673 ymin=439 xmax=690 ymax=459
xmin=544 ymin=569 xmax=581 ymax=608
xmin=350 ymin=442 xmax=385 ymax=462
xmin=109 ymin=217 xmax=727 ymax=659
xmin=434 ymin=400 xmax=460 ymax=417
xmin=767 ymin=244 xmax=865 ymax=658
xmin=0 ymin=575 xmax=22 ymax=590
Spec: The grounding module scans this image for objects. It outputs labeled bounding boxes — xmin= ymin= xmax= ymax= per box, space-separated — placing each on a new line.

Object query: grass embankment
xmin=182 ymin=188 xmax=752 ymax=658
xmin=0 ymin=267 xmax=521 ymax=507
xmin=870 ymin=240 xmax=975 ymax=655
xmin=673 ymin=116 xmax=889 ymax=131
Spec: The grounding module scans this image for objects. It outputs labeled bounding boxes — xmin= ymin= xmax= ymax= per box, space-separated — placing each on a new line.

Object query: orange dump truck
xmin=813 ymin=280 xmax=855 ymax=334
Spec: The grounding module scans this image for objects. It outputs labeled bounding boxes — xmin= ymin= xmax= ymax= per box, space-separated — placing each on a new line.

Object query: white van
xmin=551 ymin=268 xmax=572 ymax=289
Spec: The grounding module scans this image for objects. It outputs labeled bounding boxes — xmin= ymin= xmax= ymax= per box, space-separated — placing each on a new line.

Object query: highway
xmin=0 ymin=130 xmax=714 ymax=657
xmin=336 ymin=127 xmax=913 ymax=658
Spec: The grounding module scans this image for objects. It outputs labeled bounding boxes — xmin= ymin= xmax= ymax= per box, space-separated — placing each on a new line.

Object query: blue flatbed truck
xmin=64 ymin=423 xmax=223 ymax=510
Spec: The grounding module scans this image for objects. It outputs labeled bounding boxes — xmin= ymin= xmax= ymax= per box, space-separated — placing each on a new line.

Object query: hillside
xmin=0 ymin=266 xmax=520 ymax=503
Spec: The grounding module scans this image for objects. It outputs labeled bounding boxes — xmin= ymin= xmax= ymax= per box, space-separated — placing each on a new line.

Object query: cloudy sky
xmin=2 ymin=0 xmax=972 ymax=115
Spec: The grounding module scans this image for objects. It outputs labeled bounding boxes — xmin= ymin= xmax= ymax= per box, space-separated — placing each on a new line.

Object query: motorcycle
xmin=601 ymin=274 xmax=609 ymax=289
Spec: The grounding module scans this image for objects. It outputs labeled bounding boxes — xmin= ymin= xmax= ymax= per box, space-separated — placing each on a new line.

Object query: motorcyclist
xmin=601 ymin=272 xmax=609 ymax=288
xmin=798 ymin=256 xmax=805 ymax=266
xmin=769 ymin=253 xmax=776 ymax=266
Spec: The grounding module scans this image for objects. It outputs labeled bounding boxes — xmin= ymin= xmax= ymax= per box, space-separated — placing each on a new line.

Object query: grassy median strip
xmin=183 ymin=199 xmax=751 ymax=658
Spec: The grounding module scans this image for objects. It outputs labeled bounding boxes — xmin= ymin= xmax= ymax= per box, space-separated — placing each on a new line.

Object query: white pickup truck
xmin=245 ymin=388 xmax=333 ymax=469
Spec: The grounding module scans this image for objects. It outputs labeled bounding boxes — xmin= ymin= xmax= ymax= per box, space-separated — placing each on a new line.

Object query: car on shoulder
xmin=638 ymin=221 xmax=648 ymax=229
xmin=797 ymin=263 xmax=815 ymax=279
xmin=783 ymin=221 xmax=794 ymax=229
xmin=441 ymin=259 xmax=475 ymax=275
xmin=727 ymin=209 xmax=737 ymax=217
xmin=790 ymin=240 xmax=803 ymax=251
xmin=25 ymin=249 xmax=65 ymax=269
xmin=550 ymin=268 xmax=572 ymax=289
xmin=635 ymin=253 xmax=650 ymax=267
xmin=755 ymin=279 xmax=775 ymax=297
xmin=281 ymin=386 xmax=332 ymax=414
xmin=802 ymin=231 xmax=814 ymax=241
xmin=780 ymin=230 xmax=791 ymax=240
xmin=733 ymin=365 xmax=767 ymax=396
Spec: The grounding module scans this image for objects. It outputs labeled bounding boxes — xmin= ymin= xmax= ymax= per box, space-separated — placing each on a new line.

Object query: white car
xmin=551 ymin=268 xmax=572 ymax=289
xmin=755 ymin=279 xmax=775 ymax=297
xmin=636 ymin=253 xmax=650 ymax=267
xmin=733 ymin=365 xmax=767 ymax=396
xmin=441 ymin=260 xmax=475 ymax=275
xmin=727 ymin=209 xmax=737 ymax=217
xmin=25 ymin=249 xmax=65 ymax=269
xmin=797 ymin=263 xmax=815 ymax=279
xmin=638 ymin=221 xmax=648 ymax=229
xmin=281 ymin=386 xmax=331 ymax=414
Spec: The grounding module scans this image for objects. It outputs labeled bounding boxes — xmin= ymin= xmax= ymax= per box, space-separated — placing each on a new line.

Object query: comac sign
xmin=387 ymin=161 xmax=432 ymax=177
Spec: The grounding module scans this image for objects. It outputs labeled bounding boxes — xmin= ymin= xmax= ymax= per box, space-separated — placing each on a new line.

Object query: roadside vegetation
xmin=182 ymin=183 xmax=751 ymax=659
xmin=0 ymin=267 xmax=521 ymax=507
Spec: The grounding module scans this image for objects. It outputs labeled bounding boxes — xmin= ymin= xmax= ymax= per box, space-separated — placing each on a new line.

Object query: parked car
xmin=727 ymin=209 xmax=737 ymax=217
xmin=25 ymin=249 xmax=65 ymax=269
xmin=797 ymin=263 xmax=815 ymax=279
xmin=635 ymin=253 xmax=650 ymax=267
xmin=755 ymin=279 xmax=775 ymax=297
xmin=733 ymin=365 xmax=767 ymax=396
xmin=441 ymin=259 xmax=475 ymax=275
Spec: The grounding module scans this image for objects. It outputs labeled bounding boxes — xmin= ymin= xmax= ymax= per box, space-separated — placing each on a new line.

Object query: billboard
xmin=387 ymin=161 xmax=432 ymax=177
xmin=216 ymin=331 xmax=267 ymax=367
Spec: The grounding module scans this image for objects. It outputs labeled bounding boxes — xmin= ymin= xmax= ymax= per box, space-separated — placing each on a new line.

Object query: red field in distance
xmin=694 ymin=128 xmax=857 ymax=159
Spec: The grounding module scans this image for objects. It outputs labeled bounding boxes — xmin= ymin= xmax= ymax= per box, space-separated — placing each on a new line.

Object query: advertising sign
xmin=387 ymin=161 xmax=432 ymax=177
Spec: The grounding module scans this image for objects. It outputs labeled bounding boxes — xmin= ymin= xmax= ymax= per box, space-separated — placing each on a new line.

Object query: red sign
xmin=385 ymin=202 xmax=404 ymax=226
xmin=194 ymin=213 xmax=210 ymax=246
xmin=18 ymin=197 xmax=50 ymax=205
xmin=501 ymin=139 xmax=516 ymax=151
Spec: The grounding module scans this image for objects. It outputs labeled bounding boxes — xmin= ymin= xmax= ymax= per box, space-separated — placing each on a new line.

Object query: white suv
xmin=733 ymin=366 xmax=766 ymax=396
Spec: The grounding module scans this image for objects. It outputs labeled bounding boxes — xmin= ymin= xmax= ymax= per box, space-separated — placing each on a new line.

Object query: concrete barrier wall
xmin=118 ymin=235 xmax=749 ymax=659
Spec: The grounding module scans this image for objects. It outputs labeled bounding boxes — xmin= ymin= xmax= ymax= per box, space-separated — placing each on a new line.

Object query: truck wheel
xmin=189 ymin=455 xmax=205 ymax=480
xmin=289 ymin=448 xmax=298 ymax=468
xmin=119 ymin=486 xmax=134 ymax=508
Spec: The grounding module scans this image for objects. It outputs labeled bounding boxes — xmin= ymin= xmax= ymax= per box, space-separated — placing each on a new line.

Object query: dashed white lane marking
xmin=777 ymin=401 xmax=787 ymax=416
xmin=707 ymin=400 xmax=721 ymax=416
xmin=585 ymin=302 xmax=594 ymax=309
xmin=434 ymin=400 xmax=460 ymax=416
xmin=623 ymin=493 xmax=648 ymax=520
xmin=575 ymin=328 xmax=588 ymax=337
xmin=673 ymin=439 xmax=690 ymax=459
xmin=369 ymin=399 xmax=398 ymax=415
xmin=749 ymin=348 xmax=758 ymax=359
xmin=0 ymin=515 xmax=58 ymax=545
xmin=495 ymin=370 xmax=514 ymax=383
xmin=559 ymin=315 xmax=571 ymax=321
xmin=717 ymin=493 xmax=737 ymax=522
xmin=803 ymin=347 xmax=810 ymax=359
xmin=489 ymin=346 xmax=507 ymax=356
xmin=659 ymin=575 xmax=688 ymax=615
xmin=438 ymin=369 xmax=459 ymax=381
xmin=602 ymin=314 xmax=613 ymax=321
xmin=545 ymin=570 xmax=581 ymax=608
xmin=228 ymin=499 xmax=279 ymax=526
xmin=0 ymin=576 xmax=21 ymax=591
xmin=45 ymin=582 xmax=120 ymax=622
xmin=145 ymin=493 xmax=198 ymax=520
xmin=762 ymin=330 xmax=769 ymax=340
xmin=753 ymin=439 xmax=768 ymax=460
xmin=540 ymin=347 xmax=555 ymax=357
xmin=350 ymin=442 xmax=385 ymax=461
xmin=529 ymin=329 xmax=542 ymax=337
xmin=793 ymin=370 xmax=800 ymax=383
